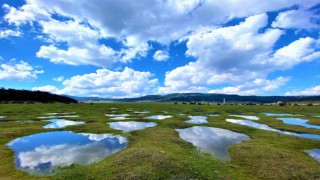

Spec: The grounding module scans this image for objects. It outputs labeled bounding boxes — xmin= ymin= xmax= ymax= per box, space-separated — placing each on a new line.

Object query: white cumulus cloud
xmin=0 ymin=29 xmax=22 ymax=38
xmin=209 ymin=77 xmax=290 ymax=95
xmin=158 ymin=14 xmax=320 ymax=94
xmin=32 ymin=85 xmax=60 ymax=94
xmin=3 ymin=0 xmax=319 ymax=68
xmin=0 ymin=60 xmax=43 ymax=81
xmin=286 ymin=86 xmax=320 ymax=96
xmin=33 ymin=68 xmax=158 ymax=98
xmin=269 ymin=37 xmax=320 ymax=68
xmin=52 ymin=76 xmax=64 ymax=82
xmin=153 ymin=50 xmax=169 ymax=61
xmin=35 ymin=19 xmax=117 ymax=67
xmin=272 ymin=9 xmax=320 ymax=30
xmin=3 ymin=0 xmax=320 ymax=96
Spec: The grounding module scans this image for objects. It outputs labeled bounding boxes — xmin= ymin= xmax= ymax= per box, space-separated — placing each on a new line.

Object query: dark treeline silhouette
xmin=0 ymin=88 xmax=77 ymax=103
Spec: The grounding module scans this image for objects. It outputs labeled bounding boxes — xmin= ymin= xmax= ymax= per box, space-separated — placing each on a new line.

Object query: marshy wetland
xmin=1 ymin=103 xmax=320 ymax=179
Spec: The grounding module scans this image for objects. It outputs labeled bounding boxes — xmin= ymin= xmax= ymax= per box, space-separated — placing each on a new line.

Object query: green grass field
xmin=0 ymin=103 xmax=320 ymax=179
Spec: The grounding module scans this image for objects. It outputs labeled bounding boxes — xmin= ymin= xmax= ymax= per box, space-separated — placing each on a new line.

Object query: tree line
xmin=0 ymin=88 xmax=77 ymax=104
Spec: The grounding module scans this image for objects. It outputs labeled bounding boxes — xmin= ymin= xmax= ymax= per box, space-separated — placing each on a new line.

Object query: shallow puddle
xmin=226 ymin=119 xmax=320 ymax=140
xmin=108 ymin=121 xmax=157 ymax=132
xmin=111 ymin=117 xmax=132 ymax=120
xmin=262 ymin=112 xmax=303 ymax=116
xmin=38 ymin=115 xmax=79 ymax=119
xmin=46 ymin=112 xmax=76 ymax=115
xmin=207 ymin=114 xmax=219 ymax=117
xmin=307 ymin=149 xmax=320 ymax=162
xmin=134 ymin=111 xmax=149 ymax=114
xmin=186 ymin=116 xmax=208 ymax=124
xmin=277 ymin=118 xmax=320 ymax=129
xmin=146 ymin=115 xmax=173 ymax=120
xmin=56 ymin=115 xmax=79 ymax=118
xmin=0 ymin=116 xmax=6 ymax=118
xmin=38 ymin=116 xmax=58 ymax=119
xmin=7 ymin=131 xmax=127 ymax=175
xmin=229 ymin=115 xmax=260 ymax=120
xmin=42 ymin=119 xmax=85 ymax=129
xmin=176 ymin=126 xmax=250 ymax=160
xmin=105 ymin=114 xmax=130 ymax=117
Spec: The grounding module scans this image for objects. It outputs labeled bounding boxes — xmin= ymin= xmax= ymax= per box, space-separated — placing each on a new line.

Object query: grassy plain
xmin=0 ymin=103 xmax=320 ymax=179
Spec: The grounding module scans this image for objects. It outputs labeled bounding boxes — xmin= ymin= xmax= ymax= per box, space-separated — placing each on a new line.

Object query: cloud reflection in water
xmin=7 ymin=131 xmax=128 ymax=174
xmin=176 ymin=126 xmax=250 ymax=160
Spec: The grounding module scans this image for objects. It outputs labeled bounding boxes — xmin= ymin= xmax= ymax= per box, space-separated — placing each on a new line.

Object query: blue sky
xmin=0 ymin=0 xmax=319 ymax=98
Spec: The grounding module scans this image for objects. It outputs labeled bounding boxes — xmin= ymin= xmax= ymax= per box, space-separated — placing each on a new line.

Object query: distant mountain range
xmin=68 ymin=93 xmax=320 ymax=103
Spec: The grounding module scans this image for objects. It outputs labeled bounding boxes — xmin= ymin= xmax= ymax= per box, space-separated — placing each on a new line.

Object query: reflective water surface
xmin=307 ymin=149 xmax=320 ymax=162
xmin=134 ymin=111 xmax=149 ymax=114
xmin=146 ymin=115 xmax=173 ymax=120
xmin=176 ymin=126 xmax=250 ymax=160
xmin=38 ymin=116 xmax=58 ymax=119
xmin=185 ymin=116 xmax=208 ymax=124
xmin=111 ymin=117 xmax=132 ymax=120
xmin=46 ymin=112 xmax=76 ymax=115
xmin=207 ymin=114 xmax=219 ymax=117
xmin=56 ymin=115 xmax=79 ymax=118
xmin=0 ymin=116 xmax=6 ymax=118
xmin=108 ymin=121 xmax=157 ymax=132
xmin=7 ymin=131 xmax=128 ymax=175
xmin=277 ymin=118 xmax=320 ymax=129
xmin=262 ymin=112 xmax=303 ymax=116
xmin=229 ymin=115 xmax=260 ymax=120
xmin=226 ymin=119 xmax=320 ymax=140
xmin=42 ymin=119 xmax=85 ymax=129
xmin=105 ymin=114 xmax=130 ymax=117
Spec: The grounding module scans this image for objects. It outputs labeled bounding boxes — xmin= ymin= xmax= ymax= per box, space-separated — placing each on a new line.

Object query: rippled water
xmin=176 ymin=126 xmax=250 ymax=160
xmin=7 ymin=131 xmax=128 ymax=175
xmin=108 ymin=121 xmax=157 ymax=132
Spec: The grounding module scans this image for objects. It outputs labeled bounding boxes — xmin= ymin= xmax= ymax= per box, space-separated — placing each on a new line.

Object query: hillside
xmin=117 ymin=93 xmax=320 ymax=103
xmin=0 ymin=88 xmax=77 ymax=103
xmin=70 ymin=93 xmax=320 ymax=103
